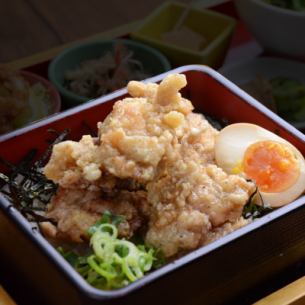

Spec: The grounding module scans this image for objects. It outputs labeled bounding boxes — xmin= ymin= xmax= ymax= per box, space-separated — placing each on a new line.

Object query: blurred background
xmin=1 ymin=0 xmax=304 ymax=135
xmin=1 ymin=0 xmax=178 ymax=62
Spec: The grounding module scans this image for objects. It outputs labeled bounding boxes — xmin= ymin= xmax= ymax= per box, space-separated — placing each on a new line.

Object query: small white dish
xmin=234 ymin=0 xmax=305 ymax=59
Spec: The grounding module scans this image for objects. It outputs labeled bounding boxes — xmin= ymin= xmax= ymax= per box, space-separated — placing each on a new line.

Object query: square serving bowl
xmin=131 ymin=2 xmax=236 ymax=68
xmin=1 ymin=65 xmax=305 ymax=305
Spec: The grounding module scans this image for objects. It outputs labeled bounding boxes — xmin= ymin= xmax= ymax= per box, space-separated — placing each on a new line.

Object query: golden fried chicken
xmin=44 ymin=73 xmax=256 ymax=257
xmin=45 ymin=74 xmax=193 ymax=185
xmin=145 ymin=139 xmax=255 ymax=257
xmin=42 ymin=187 xmax=146 ymax=242
xmin=98 ymin=74 xmax=193 ymax=182
xmin=44 ymin=135 xmax=103 ymax=188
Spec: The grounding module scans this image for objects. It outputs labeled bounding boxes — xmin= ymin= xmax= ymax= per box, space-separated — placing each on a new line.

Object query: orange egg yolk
xmin=243 ymin=140 xmax=300 ymax=193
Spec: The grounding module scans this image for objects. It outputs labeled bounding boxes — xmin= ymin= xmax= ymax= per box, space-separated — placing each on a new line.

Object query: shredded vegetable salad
xmin=64 ymin=43 xmax=150 ymax=99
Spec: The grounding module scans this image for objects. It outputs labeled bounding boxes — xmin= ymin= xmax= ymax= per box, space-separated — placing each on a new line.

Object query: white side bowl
xmin=234 ymin=0 xmax=305 ymax=58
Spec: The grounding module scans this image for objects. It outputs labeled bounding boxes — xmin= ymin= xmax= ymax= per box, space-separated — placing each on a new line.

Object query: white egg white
xmin=215 ymin=123 xmax=305 ymax=207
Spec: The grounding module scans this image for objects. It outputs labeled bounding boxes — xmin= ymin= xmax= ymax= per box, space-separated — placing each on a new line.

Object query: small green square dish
xmin=131 ymin=1 xmax=236 ymax=68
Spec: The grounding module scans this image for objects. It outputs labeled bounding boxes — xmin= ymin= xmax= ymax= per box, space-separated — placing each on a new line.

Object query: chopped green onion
xmin=59 ymin=212 xmax=163 ymax=290
xmin=89 ymin=223 xmax=154 ymax=287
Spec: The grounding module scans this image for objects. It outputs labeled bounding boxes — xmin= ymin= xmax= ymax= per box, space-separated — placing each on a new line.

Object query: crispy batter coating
xmin=205 ymin=217 xmax=250 ymax=245
xmin=98 ymin=74 xmax=193 ymax=182
xmin=98 ymin=97 xmax=173 ymax=182
xmin=44 ymin=135 xmax=103 ymax=188
xmin=44 ymin=73 xmax=255 ymax=257
xmin=42 ymin=187 xmax=146 ymax=242
xmin=145 ymin=137 xmax=255 ymax=256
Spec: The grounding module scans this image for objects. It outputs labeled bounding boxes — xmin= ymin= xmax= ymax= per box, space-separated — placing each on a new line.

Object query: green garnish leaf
xmin=112 ymin=214 xmax=125 ymax=226
xmin=58 ymin=247 xmax=80 ymax=267
xmin=243 ymin=188 xmax=273 ymax=219
xmin=115 ymin=244 xmax=130 ymax=258
xmin=87 ymin=210 xmax=125 ymax=236
xmin=264 ymin=0 xmax=305 ymax=11
xmin=270 ymin=77 xmax=305 ymax=122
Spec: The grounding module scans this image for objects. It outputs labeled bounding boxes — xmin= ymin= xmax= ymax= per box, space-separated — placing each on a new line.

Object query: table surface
xmin=1 ymin=0 xmax=178 ymax=63
xmin=0 ymin=286 xmax=16 ymax=305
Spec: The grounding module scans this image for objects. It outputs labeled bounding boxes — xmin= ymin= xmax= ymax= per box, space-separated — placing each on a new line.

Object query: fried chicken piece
xmin=42 ymin=186 xmax=146 ymax=243
xmin=177 ymin=112 xmax=218 ymax=164
xmin=44 ymin=73 xmax=256 ymax=258
xmin=205 ymin=217 xmax=250 ymax=245
xmin=45 ymin=74 xmax=193 ymax=185
xmin=98 ymin=97 xmax=173 ymax=182
xmin=44 ymin=135 xmax=103 ymax=188
xmin=43 ymin=133 xmax=144 ymax=193
xmin=145 ymin=126 xmax=255 ymax=257
xmin=98 ymin=74 xmax=194 ymax=182
xmin=145 ymin=209 xmax=211 ymax=258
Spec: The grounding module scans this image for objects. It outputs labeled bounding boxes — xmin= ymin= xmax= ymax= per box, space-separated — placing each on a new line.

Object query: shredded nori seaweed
xmin=0 ymin=129 xmax=69 ymax=224
xmin=205 ymin=114 xmax=229 ymax=130
xmin=242 ymin=187 xmax=273 ymax=219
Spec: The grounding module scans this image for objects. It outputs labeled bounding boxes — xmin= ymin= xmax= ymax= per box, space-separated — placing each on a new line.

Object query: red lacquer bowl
xmin=0 ymin=65 xmax=305 ymax=305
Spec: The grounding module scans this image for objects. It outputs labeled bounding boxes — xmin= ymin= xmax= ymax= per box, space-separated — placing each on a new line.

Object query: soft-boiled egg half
xmin=215 ymin=123 xmax=305 ymax=207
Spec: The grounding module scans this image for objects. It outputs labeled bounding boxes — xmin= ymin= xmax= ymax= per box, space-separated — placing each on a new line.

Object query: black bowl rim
xmin=1 ymin=65 xmax=305 ymax=300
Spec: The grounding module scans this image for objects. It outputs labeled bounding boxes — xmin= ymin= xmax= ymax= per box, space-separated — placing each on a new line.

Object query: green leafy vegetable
xmin=264 ymin=0 xmax=305 ymax=11
xmin=58 ymin=247 xmax=109 ymax=289
xmin=241 ymin=76 xmax=305 ymax=123
xmin=87 ymin=210 xmax=125 ymax=236
xmin=243 ymin=188 xmax=273 ymax=219
xmin=271 ymin=77 xmax=305 ymax=122
xmin=59 ymin=212 xmax=164 ymax=290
